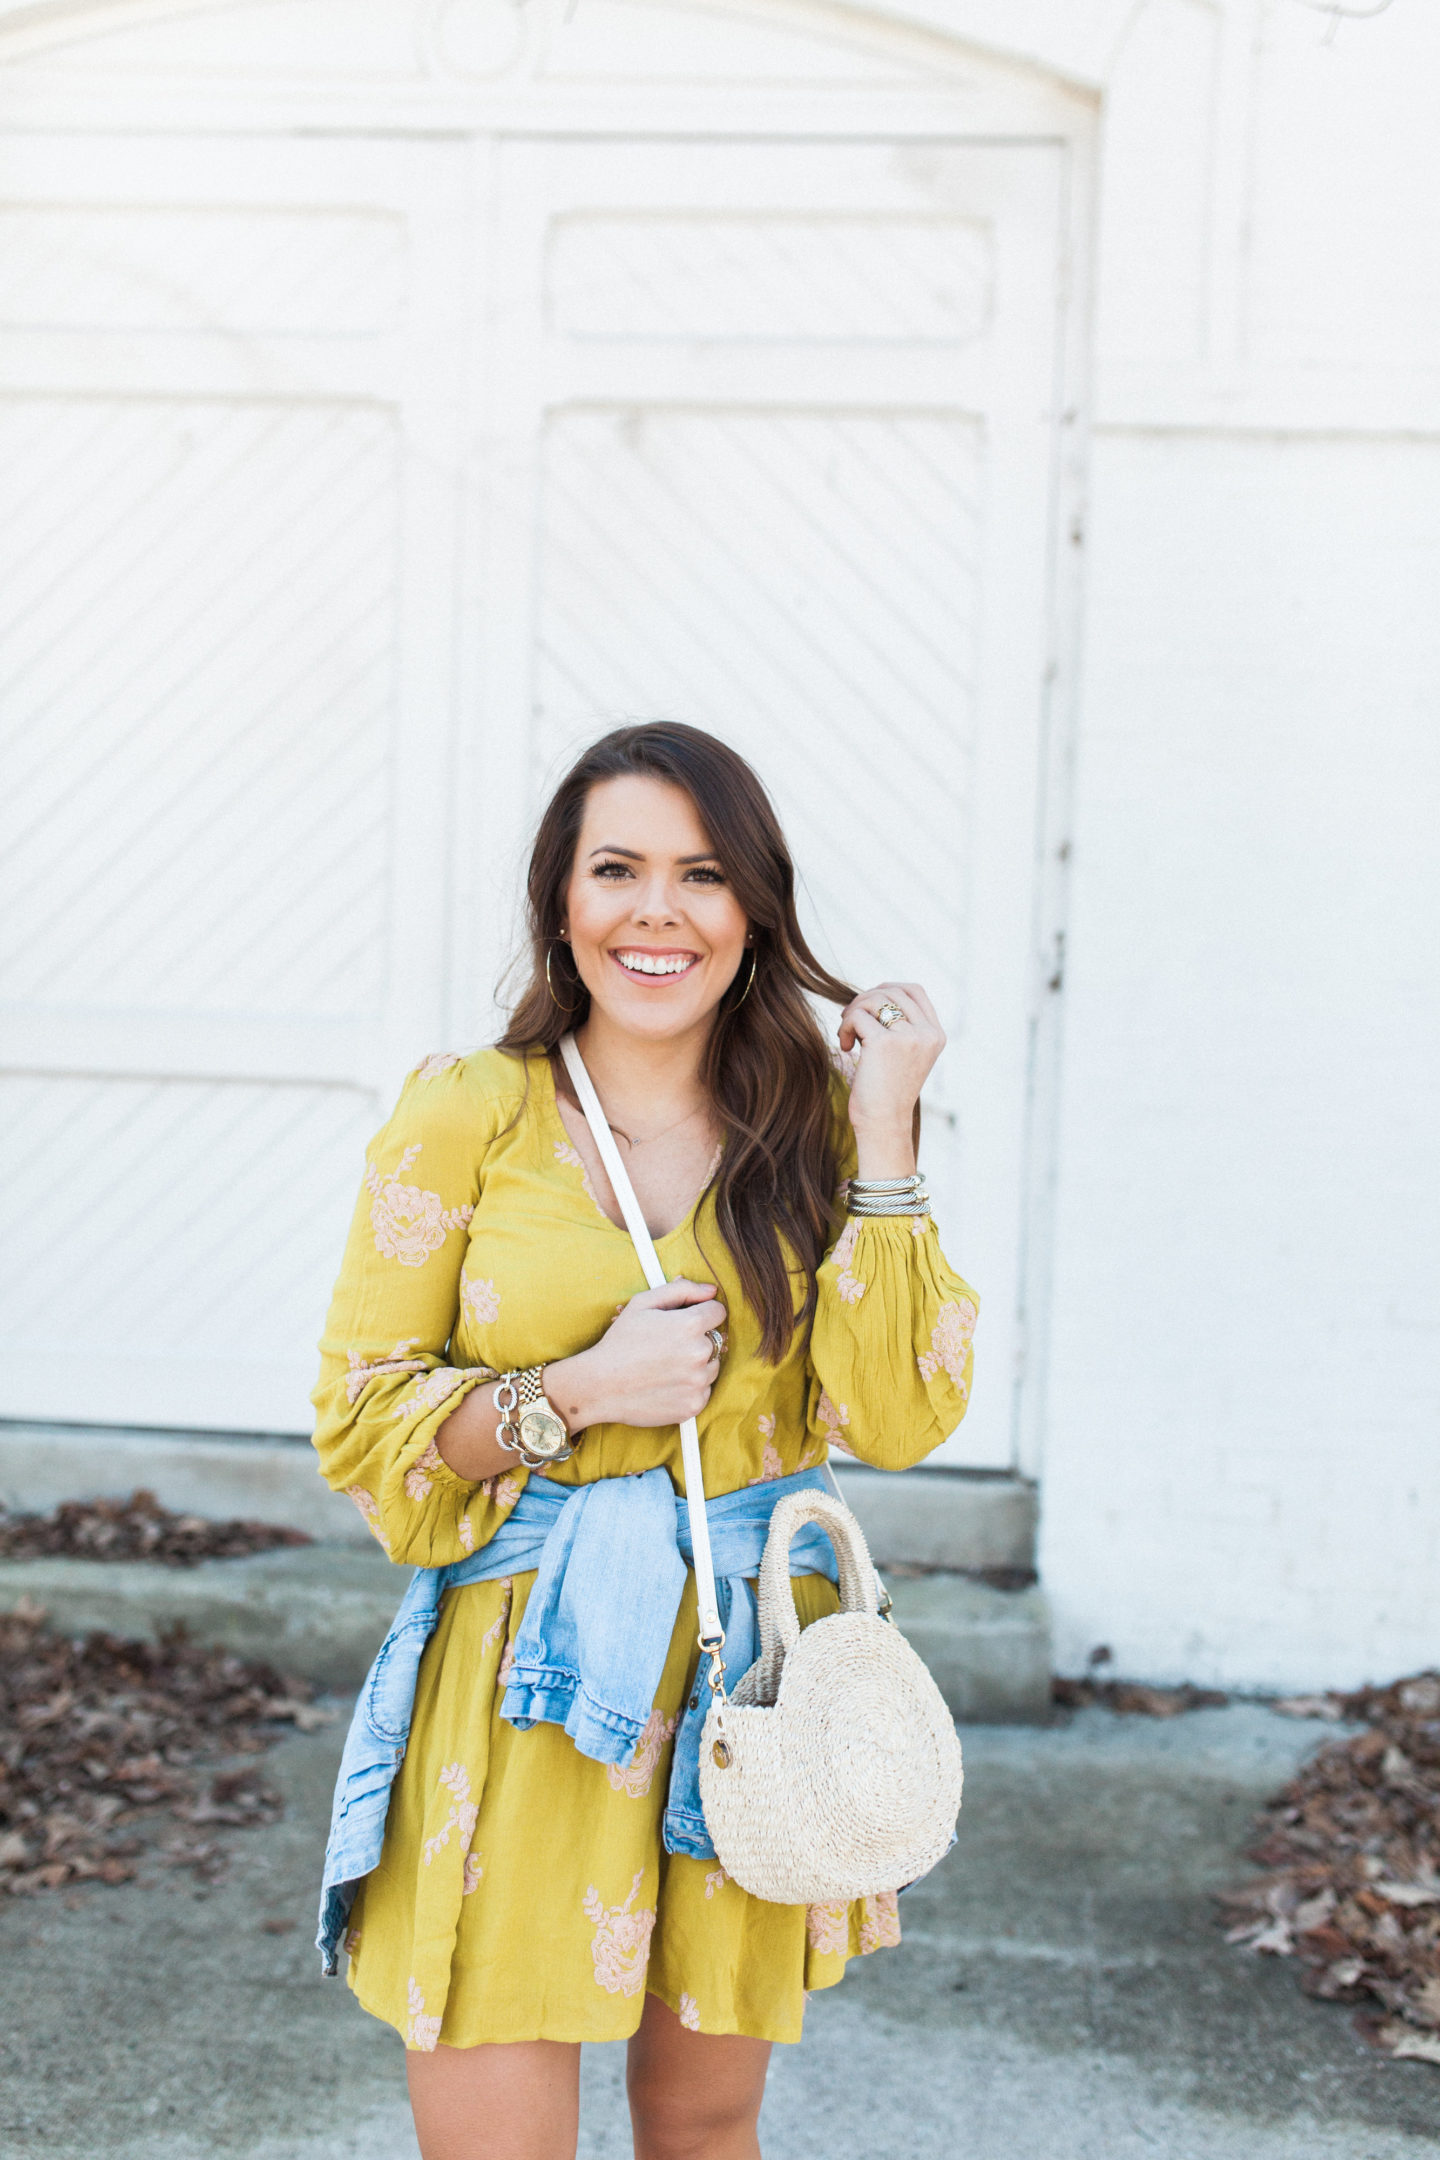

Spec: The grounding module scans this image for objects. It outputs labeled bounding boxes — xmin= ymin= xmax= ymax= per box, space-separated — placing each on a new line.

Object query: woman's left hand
xmin=838 ymin=983 xmax=945 ymax=1172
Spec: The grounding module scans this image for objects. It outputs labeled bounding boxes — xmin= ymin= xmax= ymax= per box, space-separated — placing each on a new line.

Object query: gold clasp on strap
xmin=697 ymin=1629 xmax=732 ymax=1765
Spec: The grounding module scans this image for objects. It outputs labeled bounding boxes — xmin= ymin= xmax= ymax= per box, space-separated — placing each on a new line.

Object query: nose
xmin=631 ymin=876 xmax=683 ymax=927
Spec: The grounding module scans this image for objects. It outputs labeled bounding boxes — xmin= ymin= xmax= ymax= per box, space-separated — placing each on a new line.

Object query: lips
xmin=610 ymin=948 xmax=701 ymax=981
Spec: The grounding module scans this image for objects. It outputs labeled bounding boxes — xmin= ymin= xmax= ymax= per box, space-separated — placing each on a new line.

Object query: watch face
xmin=518 ymin=1406 xmax=569 ymax=1460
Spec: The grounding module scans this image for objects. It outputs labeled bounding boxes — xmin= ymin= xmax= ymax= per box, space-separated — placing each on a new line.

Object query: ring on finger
xmin=875 ymin=1000 xmax=905 ymax=1029
xmin=707 ymin=1327 xmax=727 ymax=1358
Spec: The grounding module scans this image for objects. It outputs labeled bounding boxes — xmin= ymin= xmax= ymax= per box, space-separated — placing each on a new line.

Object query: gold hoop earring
xmin=545 ymin=944 xmax=579 ymax=1014
xmin=731 ymin=948 xmax=758 ymax=1009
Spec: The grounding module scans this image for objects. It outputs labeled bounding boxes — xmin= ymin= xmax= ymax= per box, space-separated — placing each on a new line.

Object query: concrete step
xmin=1 ymin=1423 xmax=1040 ymax=1572
xmin=0 ymin=1541 xmax=1051 ymax=1719
xmin=830 ymin=1460 xmax=1036 ymax=1575
xmin=0 ymin=1421 xmax=366 ymax=1544
xmin=0 ymin=1545 xmax=398 ymax=1688
xmin=0 ymin=1422 xmax=1052 ymax=1719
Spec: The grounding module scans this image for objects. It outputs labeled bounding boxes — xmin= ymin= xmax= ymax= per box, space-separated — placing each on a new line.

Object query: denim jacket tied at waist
xmin=316 ymin=1464 xmax=836 ymax=1973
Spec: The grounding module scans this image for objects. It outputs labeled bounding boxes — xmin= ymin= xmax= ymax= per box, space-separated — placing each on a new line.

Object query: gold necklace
xmin=607 ymin=1102 xmax=709 ymax=1151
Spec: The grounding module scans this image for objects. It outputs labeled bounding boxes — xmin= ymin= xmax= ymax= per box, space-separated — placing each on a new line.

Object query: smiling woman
xmin=309 ymin=723 xmax=979 ymax=2160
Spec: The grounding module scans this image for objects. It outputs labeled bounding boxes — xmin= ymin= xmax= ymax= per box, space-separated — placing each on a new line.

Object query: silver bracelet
xmin=849 ymin=1174 xmax=925 ymax=1195
xmin=849 ymin=1186 xmax=932 ymax=1218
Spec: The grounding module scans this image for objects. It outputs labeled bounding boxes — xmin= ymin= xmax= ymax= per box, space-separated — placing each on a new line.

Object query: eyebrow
xmin=588 ymin=845 xmax=721 ymax=865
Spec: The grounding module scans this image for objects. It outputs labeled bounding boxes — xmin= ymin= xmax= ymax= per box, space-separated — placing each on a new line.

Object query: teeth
xmin=616 ymin=951 xmax=696 ymax=977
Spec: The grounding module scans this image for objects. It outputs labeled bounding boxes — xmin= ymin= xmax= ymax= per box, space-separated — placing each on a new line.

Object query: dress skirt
xmin=344 ymin=1566 xmax=902 ymax=2050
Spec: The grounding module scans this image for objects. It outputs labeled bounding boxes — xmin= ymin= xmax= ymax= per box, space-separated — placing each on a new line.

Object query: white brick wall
xmin=1038 ymin=0 xmax=1440 ymax=1686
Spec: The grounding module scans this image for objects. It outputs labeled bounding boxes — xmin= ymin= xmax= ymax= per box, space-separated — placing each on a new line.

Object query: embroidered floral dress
xmin=312 ymin=1047 xmax=978 ymax=2050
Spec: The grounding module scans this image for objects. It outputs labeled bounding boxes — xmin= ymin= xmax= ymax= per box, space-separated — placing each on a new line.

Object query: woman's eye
xmin=686 ymin=867 xmax=725 ymax=886
xmin=592 ymin=861 xmax=632 ymax=880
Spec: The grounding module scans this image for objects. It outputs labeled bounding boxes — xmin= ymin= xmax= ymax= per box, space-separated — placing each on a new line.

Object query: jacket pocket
xmin=361 ymin=1615 xmax=436 ymax=1747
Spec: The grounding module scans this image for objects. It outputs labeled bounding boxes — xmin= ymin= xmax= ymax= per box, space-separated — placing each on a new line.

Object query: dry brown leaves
xmin=0 ymin=1488 xmax=312 ymax=1567
xmin=0 ymin=1599 xmax=331 ymax=1895
xmin=1220 ymin=1671 xmax=1440 ymax=2063
xmin=1052 ymin=1675 xmax=1229 ymax=1717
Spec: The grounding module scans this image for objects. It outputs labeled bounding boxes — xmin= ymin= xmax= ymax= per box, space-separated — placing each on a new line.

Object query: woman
xmin=311 ymin=722 xmax=978 ymax=2160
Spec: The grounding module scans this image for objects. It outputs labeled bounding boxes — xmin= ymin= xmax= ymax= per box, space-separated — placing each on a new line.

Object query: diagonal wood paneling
xmin=0 ymin=1074 xmax=375 ymax=1427
xmin=548 ymin=213 xmax=994 ymax=344
xmin=0 ymin=397 xmax=398 ymax=1018
xmin=533 ymin=406 xmax=983 ymax=1006
xmin=0 ymin=206 xmax=405 ymax=336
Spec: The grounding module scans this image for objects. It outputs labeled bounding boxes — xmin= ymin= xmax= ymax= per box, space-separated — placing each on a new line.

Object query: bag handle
xmin=757 ymin=1489 xmax=878 ymax=1666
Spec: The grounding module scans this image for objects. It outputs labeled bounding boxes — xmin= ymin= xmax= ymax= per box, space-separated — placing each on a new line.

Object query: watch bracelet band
xmin=516 ymin=1364 xmax=548 ymax=1411
xmin=493 ymin=1365 xmax=577 ymax=1467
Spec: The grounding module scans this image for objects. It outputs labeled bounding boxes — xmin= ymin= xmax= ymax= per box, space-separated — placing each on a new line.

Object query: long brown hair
xmin=498 ymin=724 xmax=855 ymax=1360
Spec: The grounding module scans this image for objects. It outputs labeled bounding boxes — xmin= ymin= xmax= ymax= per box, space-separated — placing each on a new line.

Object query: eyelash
xmin=591 ymin=860 xmax=726 ymax=887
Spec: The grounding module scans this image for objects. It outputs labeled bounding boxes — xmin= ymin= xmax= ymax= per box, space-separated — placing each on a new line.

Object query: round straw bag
xmin=698 ymin=1489 xmax=963 ymax=1906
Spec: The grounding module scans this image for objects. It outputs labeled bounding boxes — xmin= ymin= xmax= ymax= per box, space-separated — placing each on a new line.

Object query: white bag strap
xmin=558 ymin=1034 xmax=725 ymax=1646
xmin=557 ymin=1032 xmax=887 ymax=1651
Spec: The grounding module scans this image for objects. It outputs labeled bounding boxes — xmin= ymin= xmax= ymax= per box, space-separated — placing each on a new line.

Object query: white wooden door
xmin=462 ymin=135 xmax=1064 ymax=1467
xmin=0 ymin=132 xmax=469 ymax=1433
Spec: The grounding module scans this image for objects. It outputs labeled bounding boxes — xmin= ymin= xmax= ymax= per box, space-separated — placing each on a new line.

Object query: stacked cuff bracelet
xmin=847 ymin=1172 xmax=931 ymax=1218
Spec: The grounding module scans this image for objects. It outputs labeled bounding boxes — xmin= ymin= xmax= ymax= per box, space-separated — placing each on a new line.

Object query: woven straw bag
xmin=698 ymin=1488 xmax=963 ymax=1903
xmin=558 ymin=1033 xmax=964 ymax=1908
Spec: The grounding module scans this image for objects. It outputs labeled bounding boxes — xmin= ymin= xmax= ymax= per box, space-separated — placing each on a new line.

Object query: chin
xmin=593 ymin=990 xmax=718 ymax=1039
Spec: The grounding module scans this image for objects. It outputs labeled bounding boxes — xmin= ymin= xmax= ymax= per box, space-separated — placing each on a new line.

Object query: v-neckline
xmin=538 ymin=1051 xmax=719 ymax=1246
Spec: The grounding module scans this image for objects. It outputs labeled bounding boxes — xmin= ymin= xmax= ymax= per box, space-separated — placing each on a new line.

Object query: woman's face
xmin=563 ymin=774 xmax=750 ymax=1044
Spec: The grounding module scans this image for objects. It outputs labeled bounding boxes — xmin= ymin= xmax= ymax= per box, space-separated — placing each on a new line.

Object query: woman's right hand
xmin=546 ymin=1280 xmax=726 ymax=1433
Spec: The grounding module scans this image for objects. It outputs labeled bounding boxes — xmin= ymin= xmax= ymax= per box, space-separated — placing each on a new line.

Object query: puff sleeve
xmin=806 ymin=1107 xmax=979 ymax=1473
xmin=310 ymin=1057 xmax=525 ymax=1567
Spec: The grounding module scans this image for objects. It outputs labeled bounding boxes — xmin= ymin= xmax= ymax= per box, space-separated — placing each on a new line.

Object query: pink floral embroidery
xmin=404 ymin=1439 xmax=444 ymax=1501
xmin=830 ymin=1220 xmax=866 ymax=1305
xmin=582 ymin=1870 xmax=655 ymax=1997
xmin=413 ymin=1051 xmax=462 ymax=1080
xmin=806 ymin=1901 xmax=850 ymax=1957
xmin=457 ymin=1514 xmax=475 ymax=1553
xmin=747 ymin=1413 xmax=783 ymax=1486
xmin=344 ymin=1486 xmax=391 ymax=1556
xmin=678 ymin=1992 xmax=701 ymax=2031
xmin=704 ymin=1867 xmax=727 ymax=1899
xmin=917 ymin=1295 xmax=979 ymax=1394
xmin=393 ymin=1367 xmax=470 ymax=1424
xmin=422 ymin=1763 xmax=478 ymax=1867
xmin=461 ymin=1274 xmax=500 ymax=1327
xmin=345 ymin=1339 xmax=425 ymax=1405
xmin=406 ymin=1975 xmax=442 ymax=2052
xmin=831 ymin=1044 xmax=861 ymax=1087
xmin=462 ymin=1852 xmax=483 ymax=1897
xmin=816 ymin=1390 xmax=850 ymax=1447
xmin=344 ymin=1926 xmax=362 ymax=1955
xmin=364 ymin=1143 xmax=473 ymax=1268
xmin=608 ymin=1708 xmax=678 ymax=1799
xmin=554 ymin=1138 xmax=604 ymax=1215
xmin=480 ymin=1581 xmax=514 ymax=1657
xmin=911 ymin=1213 xmax=928 ymax=1239
xmin=479 ymin=1471 xmax=523 ymax=1513
xmin=498 ymin=1637 xmax=515 ymax=1687
xmin=859 ymin=1890 xmax=901 ymax=1954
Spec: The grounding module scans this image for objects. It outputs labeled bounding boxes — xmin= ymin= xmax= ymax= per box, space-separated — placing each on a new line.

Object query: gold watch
xmin=494 ymin=1367 xmax=576 ymax=1468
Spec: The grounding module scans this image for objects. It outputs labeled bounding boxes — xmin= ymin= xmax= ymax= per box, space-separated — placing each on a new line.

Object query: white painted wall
xmin=1036 ymin=0 xmax=1440 ymax=1687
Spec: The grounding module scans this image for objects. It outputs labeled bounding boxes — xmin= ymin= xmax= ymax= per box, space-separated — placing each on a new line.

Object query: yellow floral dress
xmin=312 ymin=1046 xmax=978 ymax=2050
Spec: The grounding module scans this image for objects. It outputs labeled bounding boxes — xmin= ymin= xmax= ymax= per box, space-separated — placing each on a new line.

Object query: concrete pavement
xmin=3 ymin=1705 xmax=1438 ymax=2159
